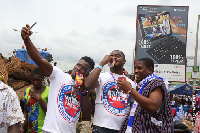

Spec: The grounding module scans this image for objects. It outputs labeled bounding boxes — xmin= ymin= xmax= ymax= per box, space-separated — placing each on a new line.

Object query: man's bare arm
xmin=21 ymin=24 xmax=53 ymax=77
xmin=84 ymin=55 xmax=111 ymax=91
xmin=8 ymin=123 xmax=20 ymax=133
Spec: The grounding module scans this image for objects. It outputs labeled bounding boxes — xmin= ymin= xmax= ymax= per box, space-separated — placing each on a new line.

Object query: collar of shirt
xmin=0 ymin=81 xmax=8 ymax=90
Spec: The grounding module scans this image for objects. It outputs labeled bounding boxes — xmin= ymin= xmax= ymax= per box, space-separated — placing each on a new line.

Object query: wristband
xmin=97 ymin=65 xmax=103 ymax=71
xmin=127 ymin=88 xmax=132 ymax=94
xmin=82 ymin=93 xmax=89 ymax=96
xmin=81 ymin=90 xmax=88 ymax=95
xmin=81 ymin=90 xmax=89 ymax=96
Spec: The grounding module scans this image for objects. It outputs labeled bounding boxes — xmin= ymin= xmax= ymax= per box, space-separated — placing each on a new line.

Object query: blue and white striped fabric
xmin=125 ymin=74 xmax=168 ymax=133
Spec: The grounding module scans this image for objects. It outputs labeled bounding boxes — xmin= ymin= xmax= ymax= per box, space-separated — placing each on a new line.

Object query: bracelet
xmin=97 ymin=65 xmax=103 ymax=71
xmin=81 ymin=90 xmax=88 ymax=95
xmin=127 ymin=88 xmax=132 ymax=94
xmin=82 ymin=93 xmax=89 ymax=96
xmin=81 ymin=90 xmax=89 ymax=96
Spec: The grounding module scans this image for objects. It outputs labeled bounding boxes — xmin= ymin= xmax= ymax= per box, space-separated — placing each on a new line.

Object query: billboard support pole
xmin=192 ymin=14 xmax=200 ymax=124
xmin=132 ymin=49 xmax=135 ymax=73
xmin=193 ymin=15 xmax=200 ymax=92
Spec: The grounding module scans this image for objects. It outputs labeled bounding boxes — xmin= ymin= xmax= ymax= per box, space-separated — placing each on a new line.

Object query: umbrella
xmin=168 ymin=83 xmax=193 ymax=95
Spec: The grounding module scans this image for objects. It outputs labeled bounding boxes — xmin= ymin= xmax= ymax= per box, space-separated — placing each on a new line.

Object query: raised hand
xmin=100 ymin=55 xmax=113 ymax=67
xmin=21 ymin=24 xmax=33 ymax=40
xmin=30 ymin=89 xmax=42 ymax=101
xmin=117 ymin=79 xmax=132 ymax=92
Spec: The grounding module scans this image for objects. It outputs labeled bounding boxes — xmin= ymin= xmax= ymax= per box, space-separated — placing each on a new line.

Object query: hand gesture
xmin=21 ymin=24 xmax=33 ymax=40
xmin=167 ymin=16 xmax=179 ymax=34
xmin=100 ymin=55 xmax=113 ymax=66
xmin=117 ymin=80 xmax=132 ymax=92
xmin=30 ymin=89 xmax=42 ymax=101
xmin=80 ymin=76 xmax=90 ymax=93
xmin=167 ymin=15 xmax=186 ymax=37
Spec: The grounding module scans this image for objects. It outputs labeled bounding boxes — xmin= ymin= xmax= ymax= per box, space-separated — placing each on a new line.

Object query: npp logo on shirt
xmin=57 ymin=84 xmax=81 ymax=123
xmin=102 ymin=81 xmax=130 ymax=116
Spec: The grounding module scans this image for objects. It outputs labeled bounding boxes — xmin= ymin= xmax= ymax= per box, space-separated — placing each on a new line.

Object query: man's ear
xmin=123 ymin=59 xmax=126 ymax=65
xmin=148 ymin=67 xmax=153 ymax=74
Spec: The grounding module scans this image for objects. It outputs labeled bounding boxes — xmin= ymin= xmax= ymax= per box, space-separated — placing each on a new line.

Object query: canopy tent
xmin=168 ymin=83 xmax=193 ymax=95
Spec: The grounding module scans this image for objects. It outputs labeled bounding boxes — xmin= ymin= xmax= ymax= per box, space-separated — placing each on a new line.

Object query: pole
xmin=132 ymin=49 xmax=135 ymax=73
xmin=193 ymin=15 xmax=200 ymax=93
xmin=192 ymin=14 xmax=200 ymax=124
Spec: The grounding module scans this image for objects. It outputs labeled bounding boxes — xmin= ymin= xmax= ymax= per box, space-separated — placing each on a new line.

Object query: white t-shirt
xmin=93 ymin=72 xmax=136 ymax=131
xmin=42 ymin=66 xmax=82 ymax=133
xmin=0 ymin=81 xmax=24 ymax=133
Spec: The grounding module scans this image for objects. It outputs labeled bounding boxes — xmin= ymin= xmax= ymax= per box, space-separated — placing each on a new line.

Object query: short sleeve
xmin=49 ymin=66 xmax=61 ymax=80
xmin=6 ymin=89 xmax=25 ymax=126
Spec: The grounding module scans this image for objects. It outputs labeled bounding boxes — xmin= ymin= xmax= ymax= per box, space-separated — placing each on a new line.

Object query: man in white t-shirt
xmin=85 ymin=50 xmax=136 ymax=132
xmin=21 ymin=24 xmax=95 ymax=133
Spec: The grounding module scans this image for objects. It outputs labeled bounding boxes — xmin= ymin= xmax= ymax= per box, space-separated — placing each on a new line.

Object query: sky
xmin=1 ymin=0 xmax=200 ymax=73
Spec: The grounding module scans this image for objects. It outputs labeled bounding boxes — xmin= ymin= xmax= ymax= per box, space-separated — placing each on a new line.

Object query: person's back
xmin=0 ymin=80 xmax=24 ymax=133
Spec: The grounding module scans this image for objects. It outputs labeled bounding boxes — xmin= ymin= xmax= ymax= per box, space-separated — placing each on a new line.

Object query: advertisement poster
xmin=136 ymin=5 xmax=189 ymax=82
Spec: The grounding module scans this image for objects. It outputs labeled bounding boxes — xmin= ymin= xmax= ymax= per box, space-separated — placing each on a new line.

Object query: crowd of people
xmin=0 ymin=24 xmax=174 ymax=133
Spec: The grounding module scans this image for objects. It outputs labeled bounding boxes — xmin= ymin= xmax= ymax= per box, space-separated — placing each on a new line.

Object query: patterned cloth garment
xmin=173 ymin=105 xmax=184 ymax=122
xmin=195 ymin=94 xmax=200 ymax=109
xmin=22 ymin=86 xmax=49 ymax=133
xmin=0 ymin=81 xmax=24 ymax=133
xmin=120 ymin=77 xmax=173 ymax=133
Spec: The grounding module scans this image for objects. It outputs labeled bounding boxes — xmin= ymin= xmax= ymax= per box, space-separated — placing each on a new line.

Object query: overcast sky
xmin=1 ymin=0 xmax=200 ymax=73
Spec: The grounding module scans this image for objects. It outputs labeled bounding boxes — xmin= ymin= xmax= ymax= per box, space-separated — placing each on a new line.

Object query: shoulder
xmin=25 ymin=87 xmax=31 ymax=92
xmin=2 ymin=85 xmax=20 ymax=104
xmin=150 ymin=78 xmax=164 ymax=85
xmin=23 ymin=87 xmax=31 ymax=98
xmin=99 ymin=72 xmax=111 ymax=78
xmin=3 ymin=85 xmax=18 ymax=97
xmin=50 ymin=66 xmax=67 ymax=78
xmin=52 ymin=66 xmax=64 ymax=74
xmin=42 ymin=86 xmax=50 ymax=97
xmin=100 ymin=72 xmax=110 ymax=76
xmin=147 ymin=78 xmax=167 ymax=91
xmin=45 ymin=86 xmax=50 ymax=92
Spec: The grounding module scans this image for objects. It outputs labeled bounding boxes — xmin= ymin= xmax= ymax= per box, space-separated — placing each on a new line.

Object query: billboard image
xmin=135 ymin=6 xmax=189 ymax=82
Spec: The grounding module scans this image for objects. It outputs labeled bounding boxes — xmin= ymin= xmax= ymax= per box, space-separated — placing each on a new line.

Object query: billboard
xmin=135 ymin=5 xmax=189 ymax=82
